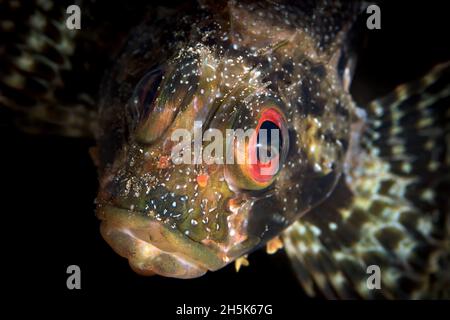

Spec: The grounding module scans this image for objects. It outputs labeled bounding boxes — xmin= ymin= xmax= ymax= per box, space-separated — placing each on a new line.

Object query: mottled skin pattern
xmin=1 ymin=0 xmax=449 ymax=298
xmin=95 ymin=0 xmax=361 ymax=278
xmin=94 ymin=0 xmax=450 ymax=297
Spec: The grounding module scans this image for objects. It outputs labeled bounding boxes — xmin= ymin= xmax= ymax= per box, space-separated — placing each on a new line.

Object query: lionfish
xmin=1 ymin=0 xmax=448 ymax=299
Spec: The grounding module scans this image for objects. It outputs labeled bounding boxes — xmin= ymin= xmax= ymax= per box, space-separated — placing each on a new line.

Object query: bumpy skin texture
xmin=96 ymin=1 xmax=450 ymax=297
xmin=95 ymin=0 xmax=362 ymax=278
xmin=2 ymin=0 xmax=448 ymax=298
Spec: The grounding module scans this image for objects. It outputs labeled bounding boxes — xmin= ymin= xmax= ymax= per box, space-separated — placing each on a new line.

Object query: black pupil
xmin=257 ymin=121 xmax=282 ymax=161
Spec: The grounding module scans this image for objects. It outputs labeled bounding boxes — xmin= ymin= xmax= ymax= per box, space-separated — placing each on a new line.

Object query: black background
xmin=1 ymin=0 xmax=449 ymax=316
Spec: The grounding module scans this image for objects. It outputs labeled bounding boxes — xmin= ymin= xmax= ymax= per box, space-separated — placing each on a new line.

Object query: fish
xmin=1 ymin=0 xmax=449 ymax=299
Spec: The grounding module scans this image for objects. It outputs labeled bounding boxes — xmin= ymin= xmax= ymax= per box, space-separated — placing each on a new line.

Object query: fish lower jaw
xmin=96 ymin=205 xmax=226 ymax=278
xmin=100 ymin=222 xmax=207 ymax=278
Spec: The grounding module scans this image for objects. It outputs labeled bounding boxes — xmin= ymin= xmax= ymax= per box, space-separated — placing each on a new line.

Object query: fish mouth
xmin=97 ymin=205 xmax=226 ymax=279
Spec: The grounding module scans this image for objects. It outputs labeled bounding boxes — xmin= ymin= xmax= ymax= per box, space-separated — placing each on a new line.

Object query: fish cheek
xmin=246 ymin=196 xmax=291 ymax=244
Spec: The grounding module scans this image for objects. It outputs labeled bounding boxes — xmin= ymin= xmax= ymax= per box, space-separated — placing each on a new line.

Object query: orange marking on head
xmin=157 ymin=156 xmax=170 ymax=169
xmin=196 ymin=173 xmax=209 ymax=188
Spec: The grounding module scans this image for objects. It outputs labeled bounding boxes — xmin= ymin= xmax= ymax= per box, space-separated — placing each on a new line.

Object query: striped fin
xmin=282 ymin=62 xmax=450 ymax=299
xmin=0 ymin=0 xmax=100 ymax=136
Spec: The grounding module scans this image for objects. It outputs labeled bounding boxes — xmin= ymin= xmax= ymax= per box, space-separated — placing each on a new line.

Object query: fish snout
xmin=96 ymin=205 xmax=225 ymax=278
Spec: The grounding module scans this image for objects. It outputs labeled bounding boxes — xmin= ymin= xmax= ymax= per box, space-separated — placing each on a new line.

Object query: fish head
xmin=96 ymin=46 xmax=294 ymax=278
xmin=95 ymin=4 xmax=350 ymax=278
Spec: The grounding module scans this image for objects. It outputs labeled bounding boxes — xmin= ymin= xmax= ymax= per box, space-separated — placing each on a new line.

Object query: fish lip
xmin=96 ymin=204 xmax=226 ymax=278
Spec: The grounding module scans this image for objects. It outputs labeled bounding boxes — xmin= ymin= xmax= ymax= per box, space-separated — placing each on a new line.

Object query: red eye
xmin=225 ymin=104 xmax=289 ymax=191
xmin=246 ymin=107 xmax=288 ymax=186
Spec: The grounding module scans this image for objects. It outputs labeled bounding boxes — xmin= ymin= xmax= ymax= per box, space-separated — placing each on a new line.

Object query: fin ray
xmin=283 ymin=62 xmax=450 ymax=299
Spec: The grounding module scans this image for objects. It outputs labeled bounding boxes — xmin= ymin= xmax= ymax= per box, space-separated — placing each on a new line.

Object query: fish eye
xmin=227 ymin=106 xmax=289 ymax=190
xmin=256 ymin=120 xmax=283 ymax=161
xmin=133 ymin=54 xmax=200 ymax=144
xmin=248 ymin=108 xmax=288 ymax=185
xmin=133 ymin=68 xmax=164 ymax=120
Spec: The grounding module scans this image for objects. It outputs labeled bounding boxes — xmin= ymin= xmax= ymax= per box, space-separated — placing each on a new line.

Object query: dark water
xmin=1 ymin=0 xmax=449 ymax=314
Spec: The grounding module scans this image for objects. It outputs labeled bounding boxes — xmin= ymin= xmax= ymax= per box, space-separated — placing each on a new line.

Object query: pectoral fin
xmin=282 ymin=62 xmax=450 ymax=299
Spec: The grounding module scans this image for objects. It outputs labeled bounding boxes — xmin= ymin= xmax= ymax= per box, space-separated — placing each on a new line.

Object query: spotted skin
xmin=2 ymin=0 xmax=449 ymax=297
xmin=93 ymin=0 xmax=362 ymax=276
